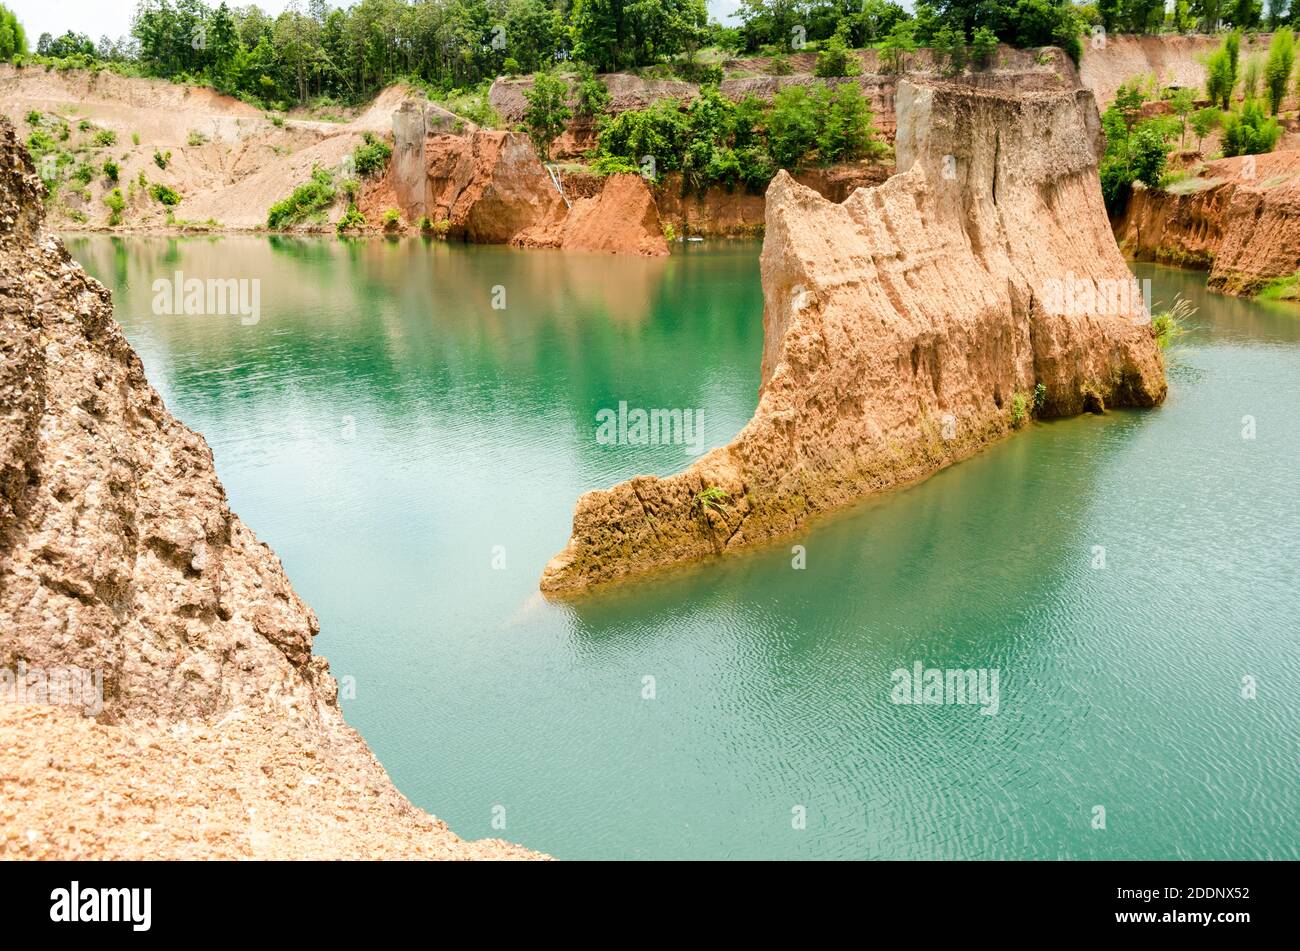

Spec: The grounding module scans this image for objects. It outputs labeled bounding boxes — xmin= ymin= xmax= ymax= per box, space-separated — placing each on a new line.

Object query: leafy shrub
xmin=267 ymin=166 xmax=336 ymax=229
xmin=103 ymin=160 xmax=119 ymax=183
xmin=103 ymin=187 xmax=125 ymax=226
xmin=381 ymin=207 xmax=402 ymax=231
xmin=336 ymin=202 xmax=366 ymax=234
xmin=187 ymin=130 xmax=208 ymax=146
xmin=150 ymin=183 xmax=180 ymax=206
xmin=815 ymin=24 xmax=859 ymax=79
xmin=1220 ymin=99 xmax=1282 ymax=156
xmin=351 ymin=132 xmax=392 ymax=177
xmin=574 ymin=64 xmax=610 ymax=117
xmin=93 ymin=129 xmax=117 ymax=147
xmin=24 ymin=110 xmax=41 ymax=125
xmin=153 ymin=149 xmax=171 ymax=169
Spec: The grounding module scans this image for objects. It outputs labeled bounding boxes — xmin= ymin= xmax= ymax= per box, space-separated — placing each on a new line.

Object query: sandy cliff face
xmin=0 ymin=120 xmax=543 ymax=859
xmin=540 ymin=79 xmax=1166 ymax=594
xmin=1113 ymin=152 xmax=1300 ymax=296
xmin=514 ymin=173 xmax=669 ymax=255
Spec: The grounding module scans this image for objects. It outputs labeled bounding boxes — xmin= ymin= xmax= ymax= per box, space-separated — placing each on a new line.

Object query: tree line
xmin=13 ymin=1 xmax=1300 ymax=112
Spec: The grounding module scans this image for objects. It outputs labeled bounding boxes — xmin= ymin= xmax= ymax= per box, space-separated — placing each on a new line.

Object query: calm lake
xmin=67 ymin=235 xmax=1299 ymax=860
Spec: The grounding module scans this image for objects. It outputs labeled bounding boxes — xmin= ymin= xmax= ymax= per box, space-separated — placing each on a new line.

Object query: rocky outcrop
xmin=1113 ymin=151 xmax=1300 ymax=296
xmin=540 ymin=79 xmax=1166 ymax=594
xmin=0 ymin=119 xmax=543 ymax=859
xmin=514 ymin=173 xmax=669 ymax=255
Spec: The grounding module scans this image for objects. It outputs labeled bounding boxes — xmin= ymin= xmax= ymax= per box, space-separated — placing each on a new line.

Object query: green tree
xmin=814 ymin=22 xmax=859 ymax=78
xmin=971 ymin=25 xmax=998 ymax=69
xmin=1170 ymin=87 xmax=1196 ymax=148
xmin=0 ymin=4 xmax=27 ymax=60
xmin=1264 ymin=27 xmax=1295 ymax=115
xmin=878 ymin=19 xmax=916 ymax=74
xmin=522 ymin=69 xmax=571 ymax=162
xmin=1190 ymin=106 xmax=1221 ymax=152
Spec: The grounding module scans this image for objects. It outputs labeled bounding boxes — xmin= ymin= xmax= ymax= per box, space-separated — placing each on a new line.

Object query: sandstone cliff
xmin=0 ymin=119 xmax=543 ymax=859
xmin=540 ymin=79 xmax=1166 ymax=594
xmin=1113 ymin=152 xmax=1300 ymax=297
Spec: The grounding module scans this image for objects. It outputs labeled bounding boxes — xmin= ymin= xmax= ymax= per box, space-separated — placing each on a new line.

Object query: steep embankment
xmin=0 ymin=119 xmax=543 ymax=859
xmin=540 ymin=79 xmax=1166 ymax=595
xmin=0 ymin=66 xmax=417 ymax=232
xmin=1114 ymin=151 xmax=1300 ymax=296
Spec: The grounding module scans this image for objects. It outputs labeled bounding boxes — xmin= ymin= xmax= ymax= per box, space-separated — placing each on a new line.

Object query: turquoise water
xmin=68 ymin=236 xmax=1299 ymax=860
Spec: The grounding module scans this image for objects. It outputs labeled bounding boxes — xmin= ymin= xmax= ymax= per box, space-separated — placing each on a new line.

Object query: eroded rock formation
xmin=1113 ymin=151 xmax=1300 ymax=297
xmin=540 ymin=79 xmax=1167 ymax=594
xmin=514 ymin=173 xmax=669 ymax=256
xmin=0 ymin=119 xmax=543 ymax=859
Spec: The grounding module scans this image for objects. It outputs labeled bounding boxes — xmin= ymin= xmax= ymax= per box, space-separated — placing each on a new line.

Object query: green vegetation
xmin=351 ymin=132 xmax=393 ymax=177
xmin=93 ymin=128 xmax=117 ymax=147
xmin=1263 ymin=28 xmax=1295 ymax=116
xmin=1009 ymin=392 xmax=1028 ymax=428
xmin=1151 ymin=297 xmax=1194 ymax=349
xmin=814 ymin=23 xmax=860 ymax=78
xmin=103 ymin=160 xmax=120 ymax=183
xmin=150 ymin=183 xmax=181 ymax=206
xmin=336 ymin=202 xmax=366 ymax=235
xmin=0 ymin=4 xmax=26 ymax=60
xmin=1206 ymin=31 xmax=1241 ymax=111
xmin=596 ymin=82 xmax=882 ymax=192
xmin=267 ymin=166 xmax=335 ymax=229
xmin=381 ymin=207 xmax=402 ymax=231
xmin=574 ymin=64 xmax=610 ymax=118
xmin=103 ymin=187 xmax=125 ymax=225
xmin=187 ymin=130 xmax=208 ymax=146
xmin=1033 ymin=383 xmax=1048 ymax=414
xmin=1257 ymin=271 xmax=1300 ymax=302
xmin=153 ymin=149 xmax=171 ymax=170
xmin=695 ymin=485 xmax=730 ymax=514
xmin=1099 ymin=81 xmax=1175 ymax=215
xmin=1221 ymin=98 xmax=1282 ymax=156
xmin=522 ymin=70 xmax=572 ymax=162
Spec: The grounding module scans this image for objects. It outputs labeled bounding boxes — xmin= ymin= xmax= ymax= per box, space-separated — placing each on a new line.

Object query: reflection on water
xmin=68 ymin=238 xmax=1300 ymax=860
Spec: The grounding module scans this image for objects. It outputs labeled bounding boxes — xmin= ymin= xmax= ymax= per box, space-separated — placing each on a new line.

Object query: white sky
xmin=9 ymin=0 xmax=746 ymax=46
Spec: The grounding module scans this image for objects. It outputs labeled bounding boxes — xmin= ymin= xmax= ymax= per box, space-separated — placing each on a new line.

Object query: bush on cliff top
xmin=595 ymin=81 xmax=883 ymax=192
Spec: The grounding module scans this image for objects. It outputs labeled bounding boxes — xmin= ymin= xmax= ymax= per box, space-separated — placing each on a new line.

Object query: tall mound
xmin=0 ymin=120 xmax=542 ymax=859
xmin=540 ymin=79 xmax=1166 ymax=594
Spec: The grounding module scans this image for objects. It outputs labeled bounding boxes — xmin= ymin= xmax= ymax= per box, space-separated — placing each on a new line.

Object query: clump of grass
xmin=381 ymin=207 xmax=402 ymax=231
xmin=93 ymin=128 xmax=117 ymax=147
xmin=336 ymin=202 xmax=365 ymax=235
xmin=1256 ymin=271 xmax=1299 ymax=302
xmin=103 ymin=159 xmax=119 ymax=183
xmin=153 ymin=149 xmax=171 ymax=169
xmin=1151 ymin=296 xmax=1195 ymax=349
xmin=187 ymin=130 xmax=208 ymax=146
xmin=695 ymin=485 xmax=730 ymax=514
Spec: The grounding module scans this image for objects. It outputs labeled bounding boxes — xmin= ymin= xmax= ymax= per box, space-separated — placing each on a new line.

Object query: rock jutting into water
xmin=0 ymin=119 xmax=544 ymax=859
xmin=540 ymin=79 xmax=1168 ymax=595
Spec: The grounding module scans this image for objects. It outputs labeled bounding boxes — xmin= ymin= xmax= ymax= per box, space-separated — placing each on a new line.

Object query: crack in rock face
xmin=541 ymin=78 xmax=1167 ymax=596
